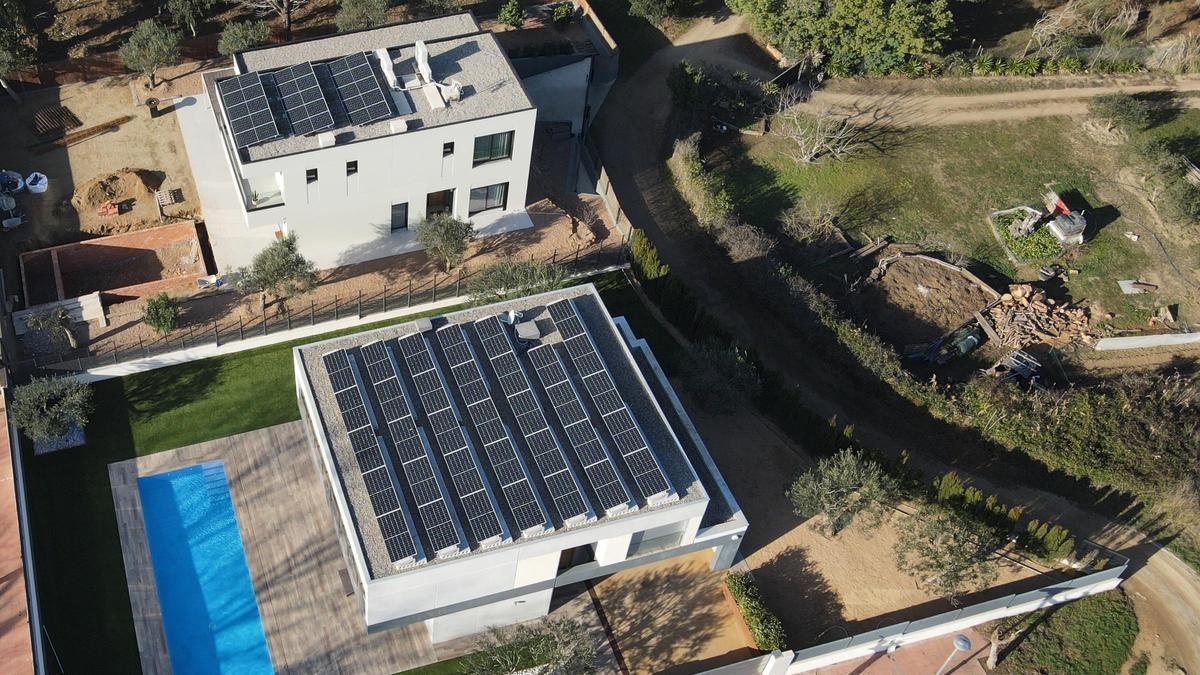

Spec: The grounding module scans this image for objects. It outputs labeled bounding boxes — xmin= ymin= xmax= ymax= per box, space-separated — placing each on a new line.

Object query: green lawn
xmin=995 ymin=590 xmax=1140 ymax=675
xmin=721 ymin=115 xmax=1181 ymax=327
xmin=25 ymin=305 xmax=469 ymax=674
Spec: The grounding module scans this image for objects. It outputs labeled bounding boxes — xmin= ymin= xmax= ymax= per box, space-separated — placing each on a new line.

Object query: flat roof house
xmin=293 ymin=285 xmax=747 ymax=641
xmin=200 ymin=14 xmax=537 ymax=270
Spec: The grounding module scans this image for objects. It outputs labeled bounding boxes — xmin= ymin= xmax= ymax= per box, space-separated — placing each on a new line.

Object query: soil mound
xmin=70 ymin=169 xmax=167 ymax=235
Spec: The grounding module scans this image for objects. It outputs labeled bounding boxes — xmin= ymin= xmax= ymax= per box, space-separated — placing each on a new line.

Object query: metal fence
xmin=18 ymin=238 xmax=629 ymax=375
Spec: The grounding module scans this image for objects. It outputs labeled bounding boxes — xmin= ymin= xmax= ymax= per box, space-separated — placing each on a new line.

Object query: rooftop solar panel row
xmin=357 ymin=341 xmax=465 ymax=555
xmin=473 ymin=316 xmax=592 ymax=524
xmin=545 ymin=300 xmax=675 ymax=503
xmin=396 ymin=333 xmax=507 ymax=546
xmin=329 ymin=52 xmax=393 ymax=126
xmin=436 ymin=325 xmax=552 ymax=535
xmin=321 ymin=349 xmax=419 ymax=564
xmin=527 ymin=344 xmax=634 ymax=515
xmin=272 ymin=62 xmax=334 ymax=136
xmin=217 ymin=72 xmax=281 ymax=149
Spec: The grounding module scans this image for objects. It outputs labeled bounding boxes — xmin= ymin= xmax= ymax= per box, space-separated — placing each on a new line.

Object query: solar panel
xmin=545 ymin=299 xmax=677 ymax=505
xmin=321 ymin=349 xmax=419 ymax=564
xmin=272 ymin=62 xmax=334 ymax=136
xmin=436 ymin=325 xmax=552 ymax=535
xmin=472 ymin=316 xmax=593 ymax=525
xmin=396 ymin=333 xmax=507 ymax=545
xmin=356 ymin=341 xmax=464 ymax=556
xmin=217 ymin=72 xmax=280 ymax=149
xmin=329 ymin=52 xmax=393 ymax=126
xmin=527 ymin=344 xmax=634 ymax=515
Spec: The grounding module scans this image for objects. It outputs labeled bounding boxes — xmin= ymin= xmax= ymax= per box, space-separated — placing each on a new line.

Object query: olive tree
xmin=218 ymin=21 xmax=270 ymax=56
xmin=238 ymin=233 xmax=320 ymax=300
xmin=11 ymin=377 xmax=94 ymax=443
xmin=416 ymin=213 xmax=474 ymax=272
xmin=0 ymin=0 xmax=34 ymax=102
xmin=119 ymin=20 xmax=182 ymax=87
xmin=894 ymin=506 xmax=1002 ymax=604
xmin=468 ymin=257 xmax=565 ymax=304
xmin=335 ymin=0 xmax=388 ymax=32
xmin=24 ymin=307 xmax=80 ymax=349
xmin=786 ymin=448 xmax=900 ymax=536
xmin=238 ymin=0 xmax=305 ymax=40
xmin=166 ymin=0 xmax=217 ymax=37
xmin=463 ymin=617 xmax=598 ymax=675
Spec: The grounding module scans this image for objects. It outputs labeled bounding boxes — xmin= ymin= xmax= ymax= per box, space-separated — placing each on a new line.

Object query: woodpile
xmin=983 ymin=284 xmax=1093 ymax=348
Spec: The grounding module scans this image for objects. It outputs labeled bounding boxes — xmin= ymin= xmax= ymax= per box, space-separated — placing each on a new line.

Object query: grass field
xmin=718 ymin=113 xmax=1195 ymax=328
xmin=994 ymin=590 xmax=1140 ymax=675
xmin=24 ymin=305 xmax=470 ymax=674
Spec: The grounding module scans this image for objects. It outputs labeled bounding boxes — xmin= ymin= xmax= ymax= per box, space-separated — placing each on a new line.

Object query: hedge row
xmin=726 ymin=573 xmax=787 ymax=651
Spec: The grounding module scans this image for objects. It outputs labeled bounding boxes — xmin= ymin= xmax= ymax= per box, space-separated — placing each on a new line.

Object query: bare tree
xmin=1025 ymin=1 xmax=1080 ymax=58
xmin=773 ymin=88 xmax=865 ymax=164
xmin=239 ymin=0 xmax=304 ymax=40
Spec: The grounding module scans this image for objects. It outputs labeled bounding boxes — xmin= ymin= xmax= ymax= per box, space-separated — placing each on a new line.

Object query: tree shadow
xmin=121 ymin=356 xmax=222 ymax=421
xmin=1133 ymin=91 xmax=1185 ymax=128
xmin=751 ymin=545 xmax=846 ymax=649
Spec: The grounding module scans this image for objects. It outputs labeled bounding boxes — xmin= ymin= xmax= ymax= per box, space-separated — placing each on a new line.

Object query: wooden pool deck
xmin=110 ymin=421 xmax=437 ymax=674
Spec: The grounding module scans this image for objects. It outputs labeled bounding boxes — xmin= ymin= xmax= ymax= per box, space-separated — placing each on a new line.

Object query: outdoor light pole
xmin=933 ymin=634 xmax=973 ymax=675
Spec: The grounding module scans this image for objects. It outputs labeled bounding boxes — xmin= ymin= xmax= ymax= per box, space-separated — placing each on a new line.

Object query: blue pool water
xmin=138 ymin=461 xmax=274 ymax=675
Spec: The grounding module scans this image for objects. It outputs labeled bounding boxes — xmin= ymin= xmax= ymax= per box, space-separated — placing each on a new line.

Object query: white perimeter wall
xmin=232 ymin=108 xmax=538 ymax=269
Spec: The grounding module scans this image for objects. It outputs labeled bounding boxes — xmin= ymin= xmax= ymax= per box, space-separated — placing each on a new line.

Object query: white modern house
xmin=293 ymin=285 xmax=748 ymax=641
xmin=197 ymin=14 xmax=537 ymax=270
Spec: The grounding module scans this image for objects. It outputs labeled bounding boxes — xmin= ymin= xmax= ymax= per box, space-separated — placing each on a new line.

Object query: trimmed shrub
xmin=726 ymin=573 xmax=787 ymax=651
xmin=142 ymin=292 xmax=180 ymax=335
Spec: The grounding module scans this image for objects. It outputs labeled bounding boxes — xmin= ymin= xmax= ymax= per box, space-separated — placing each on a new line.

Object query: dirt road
xmin=800 ymin=77 xmax=1200 ymax=126
xmin=593 ymin=14 xmax=1200 ymax=674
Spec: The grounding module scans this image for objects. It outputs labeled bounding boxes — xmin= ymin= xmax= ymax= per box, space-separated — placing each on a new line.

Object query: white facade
xmin=236 ymin=109 xmax=537 ymax=270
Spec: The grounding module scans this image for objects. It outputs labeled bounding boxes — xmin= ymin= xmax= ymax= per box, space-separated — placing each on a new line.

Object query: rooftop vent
xmin=390 ymin=119 xmax=408 ymax=134
xmin=413 ymin=317 xmax=434 ymax=333
xmin=317 ymin=131 xmax=336 ymax=148
xmin=515 ymin=320 xmax=540 ymax=342
xmin=415 ymin=40 xmax=432 ymax=84
xmin=375 ymin=47 xmax=400 ymax=90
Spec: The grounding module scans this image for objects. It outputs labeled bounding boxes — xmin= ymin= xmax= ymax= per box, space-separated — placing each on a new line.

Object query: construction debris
xmin=1118 ymin=279 xmax=1157 ymax=295
xmin=985 ymin=350 xmax=1042 ymax=383
xmin=984 ymin=284 xmax=1093 ymax=348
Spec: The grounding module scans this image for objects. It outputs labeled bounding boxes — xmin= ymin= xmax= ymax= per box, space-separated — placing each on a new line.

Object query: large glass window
xmin=472 ymin=131 xmax=514 ymax=166
xmin=390 ymin=203 xmax=408 ymax=232
xmin=469 ymin=183 xmax=508 ymax=215
xmin=426 ymin=189 xmax=454 ymax=216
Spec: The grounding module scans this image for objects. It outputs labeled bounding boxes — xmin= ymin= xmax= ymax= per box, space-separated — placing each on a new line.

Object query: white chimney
xmin=389 ymin=119 xmax=408 ymax=134
xmin=375 ymin=48 xmax=399 ymax=90
xmin=317 ymin=131 xmax=336 ymax=147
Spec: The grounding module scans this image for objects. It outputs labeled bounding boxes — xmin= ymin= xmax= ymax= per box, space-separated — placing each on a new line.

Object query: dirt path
xmin=801 ymin=77 xmax=1200 ymax=126
xmin=593 ymin=15 xmax=1200 ymax=675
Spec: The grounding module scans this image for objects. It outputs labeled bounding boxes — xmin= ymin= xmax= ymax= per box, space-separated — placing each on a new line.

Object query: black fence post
xmin=383 ymin=285 xmax=388 ymax=313
xmin=552 ymin=249 xmax=557 ymax=264
xmin=286 ymin=306 xmax=292 ymax=331
xmin=213 ymin=320 xmax=219 ymax=347
xmin=140 ymin=337 xmax=147 ymax=358
xmin=433 ymin=276 xmax=439 ymax=302
xmin=310 ymin=300 xmax=315 ymax=326
xmin=238 ymin=316 xmax=244 ymax=341
xmin=456 ymin=269 xmax=462 ymax=297
xmin=334 ymin=295 xmax=339 ymax=320
xmin=407 ymin=279 xmax=412 ymax=307
xmin=575 ymin=244 xmax=581 ymax=265
xmin=357 ymin=290 xmax=362 ymax=319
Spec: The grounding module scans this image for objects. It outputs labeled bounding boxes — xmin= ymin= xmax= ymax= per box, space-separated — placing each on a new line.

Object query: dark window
xmin=426 ymin=189 xmax=454 ymax=216
xmin=443 ymin=142 xmax=454 ymax=157
xmin=390 ymin=203 xmax=409 ymax=232
xmin=472 ymin=131 xmax=514 ymax=166
xmin=306 ymin=168 xmax=318 ymax=184
xmin=346 ymin=161 xmax=358 ymax=176
xmin=469 ymin=183 xmax=508 ymax=216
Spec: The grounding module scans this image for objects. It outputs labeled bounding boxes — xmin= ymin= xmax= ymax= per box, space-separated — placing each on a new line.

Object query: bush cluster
xmin=726 ymin=573 xmax=787 ymax=651
xmin=668 ymin=134 xmax=736 ymax=229
xmin=1133 ymin=138 xmax=1200 ymax=222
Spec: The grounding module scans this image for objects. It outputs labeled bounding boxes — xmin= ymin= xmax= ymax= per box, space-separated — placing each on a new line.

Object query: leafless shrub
xmin=716 ymin=223 xmax=774 ymax=262
xmin=1148 ymin=33 xmax=1200 ymax=73
xmin=781 ymin=202 xmax=839 ymax=245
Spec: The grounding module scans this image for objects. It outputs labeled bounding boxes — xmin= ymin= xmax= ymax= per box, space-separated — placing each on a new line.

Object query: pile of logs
xmin=983 ymin=284 xmax=1092 ymax=348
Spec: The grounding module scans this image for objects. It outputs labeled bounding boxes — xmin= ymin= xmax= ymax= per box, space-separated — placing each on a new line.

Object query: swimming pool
xmin=139 ymin=461 xmax=273 ymax=675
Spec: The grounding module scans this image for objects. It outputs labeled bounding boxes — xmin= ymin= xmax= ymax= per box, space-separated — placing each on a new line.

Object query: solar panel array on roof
xmin=329 ymin=51 xmax=393 ymax=126
xmin=474 ymin=316 xmax=593 ymax=525
xmin=396 ymin=333 xmax=507 ymax=546
xmin=527 ymin=344 xmax=634 ymax=515
xmin=437 ymin=325 xmax=552 ymax=536
xmin=272 ymin=62 xmax=334 ymax=136
xmin=546 ymin=300 xmax=675 ymax=504
xmin=322 ymin=349 xmax=420 ymax=564
xmin=217 ymin=73 xmax=280 ymax=149
xmin=357 ymin=341 xmax=464 ymax=555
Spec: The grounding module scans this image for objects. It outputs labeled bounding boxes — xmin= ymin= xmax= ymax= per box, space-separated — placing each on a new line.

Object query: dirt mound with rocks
xmin=70 ymin=169 xmax=166 ymax=235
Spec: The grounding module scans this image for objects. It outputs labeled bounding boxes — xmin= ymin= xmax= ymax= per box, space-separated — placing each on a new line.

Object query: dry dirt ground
xmin=589 ymin=550 xmax=757 ymax=675
xmin=0 ymin=76 xmax=200 ymax=298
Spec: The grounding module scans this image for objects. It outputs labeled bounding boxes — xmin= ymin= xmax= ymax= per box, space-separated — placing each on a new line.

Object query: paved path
xmin=593 ymin=15 xmax=1200 ymax=674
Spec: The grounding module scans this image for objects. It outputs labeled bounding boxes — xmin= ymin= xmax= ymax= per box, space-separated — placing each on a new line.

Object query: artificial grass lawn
xmin=995 ymin=590 xmax=1139 ymax=675
xmin=722 ymin=116 xmax=1170 ymax=327
xmin=25 ymin=305 xmax=468 ymax=674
